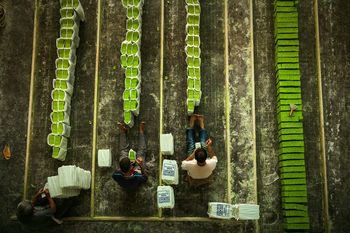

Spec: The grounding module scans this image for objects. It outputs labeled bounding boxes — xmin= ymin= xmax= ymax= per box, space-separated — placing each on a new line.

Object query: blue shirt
xmin=112 ymin=170 xmax=147 ymax=190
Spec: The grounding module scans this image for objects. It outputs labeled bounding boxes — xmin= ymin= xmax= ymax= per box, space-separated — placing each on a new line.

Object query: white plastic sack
xmin=232 ymin=204 xmax=260 ymax=220
xmin=207 ymin=202 xmax=233 ymax=219
xmin=157 ymin=186 xmax=175 ymax=209
xmin=161 ymin=159 xmax=178 ymax=185
xmin=160 ymin=133 xmax=174 ymax=155
xmin=98 ymin=149 xmax=112 ymax=167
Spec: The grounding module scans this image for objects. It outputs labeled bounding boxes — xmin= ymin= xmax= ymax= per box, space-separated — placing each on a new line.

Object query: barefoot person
xmin=181 ymin=114 xmax=217 ymax=186
xmin=112 ymin=122 xmax=148 ymax=190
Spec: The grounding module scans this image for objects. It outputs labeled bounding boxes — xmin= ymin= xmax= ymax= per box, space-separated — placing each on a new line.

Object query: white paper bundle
xmin=160 ymin=133 xmax=174 ymax=155
xmin=98 ymin=149 xmax=112 ymax=167
xmin=157 ymin=186 xmax=175 ymax=209
xmin=47 ymin=176 xmax=64 ymax=198
xmin=76 ymin=167 xmax=91 ymax=189
xmin=58 ymin=165 xmax=79 ymax=188
xmin=207 ymin=202 xmax=233 ymax=219
xmin=232 ymin=204 xmax=260 ymax=220
xmin=47 ymin=175 xmax=80 ymax=198
xmin=161 ymin=159 xmax=178 ymax=185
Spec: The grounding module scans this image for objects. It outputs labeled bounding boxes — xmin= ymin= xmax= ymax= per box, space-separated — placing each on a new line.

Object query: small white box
xmin=161 ymin=159 xmax=178 ymax=185
xmin=98 ymin=149 xmax=112 ymax=167
xmin=157 ymin=186 xmax=175 ymax=209
xmin=160 ymin=133 xmax=174 ymax=155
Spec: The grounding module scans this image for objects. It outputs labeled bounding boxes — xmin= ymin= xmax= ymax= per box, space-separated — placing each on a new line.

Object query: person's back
xmin=181 ymin=154 xmax=217 ymax=179
xmin=112 ymin=168 xmax=147 ymax=190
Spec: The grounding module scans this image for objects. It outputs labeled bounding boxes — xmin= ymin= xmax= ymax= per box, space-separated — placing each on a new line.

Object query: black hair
xmin=120 ymin=157 xmax=131 ymax=173
xmin=16 ymin=200 xmax=33 ymax=223
xmin=195 ymin=148 xmax=207 ymax=164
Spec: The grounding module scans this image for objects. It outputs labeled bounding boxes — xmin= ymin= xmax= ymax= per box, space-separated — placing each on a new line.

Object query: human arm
xmin=31 ymin=188 xmax=45 ymax=206
xmin=184 ymin=148 xmax=197 ymax=161
xmin=206 ymin=139 xmax=216 ymax=159
xmin=43 ymin=189 xmax=56 ymax=213
xmin=136 ymin=158 xmax=147 ymax=177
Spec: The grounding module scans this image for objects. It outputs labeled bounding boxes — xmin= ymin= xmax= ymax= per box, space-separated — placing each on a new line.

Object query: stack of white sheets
xmin=46 ymin=165 xmax=91 ymax=198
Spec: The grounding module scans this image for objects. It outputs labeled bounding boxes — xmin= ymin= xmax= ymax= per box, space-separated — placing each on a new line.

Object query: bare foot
xmin=117 ymin=122 xmax=128 ymax=133
xmin=139 ymin=121 xmax=145 ymax=133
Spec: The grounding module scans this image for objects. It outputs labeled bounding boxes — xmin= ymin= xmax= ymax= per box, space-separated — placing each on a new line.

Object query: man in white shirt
xmin=181 ymin=114 xmax=217 ymax=186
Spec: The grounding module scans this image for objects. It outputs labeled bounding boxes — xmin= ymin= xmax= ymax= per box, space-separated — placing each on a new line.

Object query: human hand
xmin=206 ymin=138 xmax=213 ymax=146
xmin=136 ymin=157 xmax=143 ymax=166
xmin=38 ymin=188 xmax=45 ymax=194
xmin=43 ymin=189 xmax=50 ymax=196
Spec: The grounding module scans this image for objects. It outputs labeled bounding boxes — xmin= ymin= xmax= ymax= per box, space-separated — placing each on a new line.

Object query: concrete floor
xmin=0 ymin=0 xmax=349 ymax=232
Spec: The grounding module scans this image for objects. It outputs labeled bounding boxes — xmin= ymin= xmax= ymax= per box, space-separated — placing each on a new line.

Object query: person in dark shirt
xmin=112 ymin=121 xmax=147 ymax=190
xmin=16 ymin=188 xmax=60 ymax=229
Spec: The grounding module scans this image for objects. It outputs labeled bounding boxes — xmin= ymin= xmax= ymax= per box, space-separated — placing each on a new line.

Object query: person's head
xmin=119 ymin=157 xmax=131 ymax=173
xmin=16 ymin=200 xmax=33 ymax=223
xmin=195 ymin=148 xmax=207 ymax=165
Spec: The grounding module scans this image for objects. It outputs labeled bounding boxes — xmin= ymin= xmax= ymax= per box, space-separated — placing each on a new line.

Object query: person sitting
xmin=112 ymin=121 xmax=148 ymax=190
xmin=181 ymin=114 xmax=217 ymax=186
xmin=16 ymin=188 xmax=65 ymax=229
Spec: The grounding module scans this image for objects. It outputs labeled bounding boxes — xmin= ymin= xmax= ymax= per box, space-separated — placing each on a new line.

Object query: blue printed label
xmin=158 ymin=191 xmax=170 ymax=204
xmin=163 ymin=164 xmax=175 ymax=177
xmin=216 ymin=204 xmax=230 ymax=217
